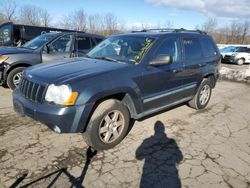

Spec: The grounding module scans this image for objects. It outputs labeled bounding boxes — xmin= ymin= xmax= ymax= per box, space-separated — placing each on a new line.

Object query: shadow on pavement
xmin=136 ymin=121 xmax=183 ymax=188
xmin=10 ymin=146 xmax=97 ymax=188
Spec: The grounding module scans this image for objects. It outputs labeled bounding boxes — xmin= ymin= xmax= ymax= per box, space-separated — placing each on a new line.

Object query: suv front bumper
xmin=13 ymin=89 xmax=92 ymax=133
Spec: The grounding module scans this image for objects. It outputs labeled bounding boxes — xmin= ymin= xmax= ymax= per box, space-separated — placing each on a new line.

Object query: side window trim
xmin=89 ymin=36 xmax=93 ymax=49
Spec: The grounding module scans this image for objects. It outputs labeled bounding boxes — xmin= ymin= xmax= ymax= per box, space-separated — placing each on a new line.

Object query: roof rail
xmin=131 ymin=28 xmax=207 ymax=34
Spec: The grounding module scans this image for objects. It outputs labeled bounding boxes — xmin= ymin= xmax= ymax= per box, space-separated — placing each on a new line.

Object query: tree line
xmin=0 ymin=0 xmax=125 ymax=35
xmin=0 ymin=0 xmax=249 ymax=43
xmin=196 ymin=18 xmax=250 ymax=44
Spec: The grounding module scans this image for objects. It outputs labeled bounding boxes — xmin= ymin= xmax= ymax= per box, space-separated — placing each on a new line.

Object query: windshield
xmin=0 ymin=24 xmax=12 ymax=44
xmin=22 ymin=33 xmax=57 ymax=50
xmin=220 ymin=46 xmax=246 ymax=53
xmin=87 ymin=36 xmax=155 ymax=64
xmin=235 ymin=47 xmax=247 ymax=52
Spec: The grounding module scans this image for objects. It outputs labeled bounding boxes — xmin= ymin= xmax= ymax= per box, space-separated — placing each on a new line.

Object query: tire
xmin=7 ymin=67 xmax=25 ymax=90
xmin=237 ymin=58 xmax=245 ymax=65
xmin=83 ymin=99 xmax=130 ymax=150
xmin=1 ymin=82 xmax=9 ymax=88
xmin=188 ymin=78 xmax=212 ymax=110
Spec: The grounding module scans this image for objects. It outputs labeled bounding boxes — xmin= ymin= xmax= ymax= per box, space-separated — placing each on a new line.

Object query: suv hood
xmin=25 ymin=58 xmax=131 ymax=84
xmin=0 ymin=47 xmax=33 ymax=55
xmin=221 ymin=52 xmax=234 ymax=57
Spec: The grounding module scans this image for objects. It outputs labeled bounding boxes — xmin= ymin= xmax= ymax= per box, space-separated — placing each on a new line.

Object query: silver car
xmin=0 ymin=32 xmax=105 ymax=89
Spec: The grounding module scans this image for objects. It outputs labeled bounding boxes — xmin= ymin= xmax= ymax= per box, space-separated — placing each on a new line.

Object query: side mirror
xmin=149 ymin=55 xmax=172 ymax=66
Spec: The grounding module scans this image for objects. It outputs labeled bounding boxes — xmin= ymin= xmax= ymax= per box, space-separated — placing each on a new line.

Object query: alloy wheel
xmin=199 ymin=85 xmax=210 ymax=106
xmin=98 ymin=110 xmax=125 ymax=143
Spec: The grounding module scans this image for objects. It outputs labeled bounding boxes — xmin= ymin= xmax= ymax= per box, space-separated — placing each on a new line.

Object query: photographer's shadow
xmin=136 ymin=121 xmax=183 ymax=188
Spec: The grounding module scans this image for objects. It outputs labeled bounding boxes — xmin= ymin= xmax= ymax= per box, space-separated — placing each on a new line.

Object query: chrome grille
xmin=19 ymin=78 xmax=46 ymax=103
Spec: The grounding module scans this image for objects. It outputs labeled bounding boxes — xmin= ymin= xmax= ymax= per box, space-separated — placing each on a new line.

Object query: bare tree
xmin=19 ymin=5 xmax=52 ymax=27
xmin=228 ymin=21 xmax=250 ymax=44
xmin=103 ymin=13 xmax=118 ymax=35
xmin=0 ymin=14 xmax=5 ymax=25
xmin=201 ymin=18 xmax=218 ymax=34
xmin=40 ymin=9 xmax=51 ymax=27
xmin=72 ymin=9 xmax=87 ymax=31
xmin=162 ymin=21 xmax=174 ymax=28
xmin=0 ymin=0 xmax=17 ymax=22
xmin=198 ymin=18 xmax=250 ymax=44
xmin=117 ymin=17 xmax=126 ymax=33
xmin=88 ymin=14 xmax=104 ymax=34
xmin=19 ymin=5 xmax=41 ymax=26
xmin=213 ymin=27 xmax=229 ymax=44
xmin=59 ymin=16 xmax=72 ymax=29
xmin=140 ymin=22 xmax=151 ymax=30
xmin=240 ymin=21 xmax=249 ymax=44
xmin=61 ymin=9 xmax=87 ymax=31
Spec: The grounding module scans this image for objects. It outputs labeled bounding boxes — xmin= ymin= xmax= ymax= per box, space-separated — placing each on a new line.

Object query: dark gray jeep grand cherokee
xmin=13 ymin=29 xmax=220 ymax=150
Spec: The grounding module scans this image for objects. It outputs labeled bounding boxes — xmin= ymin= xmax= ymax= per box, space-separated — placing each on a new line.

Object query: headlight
xmin=45 ymin=84 xmax=78 ymax=106
xmin=0 ymin=55 xmax=8 ymax=63
xmin=232 ymin=53 xmax=237 ymax=57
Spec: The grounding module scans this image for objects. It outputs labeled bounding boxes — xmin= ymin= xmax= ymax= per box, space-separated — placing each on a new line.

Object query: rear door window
xmin=200 ymin=38 xmax=217 ymax=57
xmin=76 ymin=36 xmax=91 ymax=50
xmin=183 ymin=38 xmax=203 ymax=61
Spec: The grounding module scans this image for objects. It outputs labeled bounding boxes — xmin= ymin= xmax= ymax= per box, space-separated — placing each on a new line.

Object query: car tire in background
xmin=237 ymin=58 xmax=245 ymax=65
xmin=7 ymin=67 xmax=25 ymax=90
xmin=83 ymin=99 xmax=130 ymax=151
xmin=188 ymin=78 xmax=212 ymax=110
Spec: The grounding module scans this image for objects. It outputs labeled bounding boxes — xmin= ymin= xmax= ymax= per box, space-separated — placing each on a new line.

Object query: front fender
xmin=74 ymin=75 xmax=144 ymax=116
xmin=2 ymin=61 xmax=33 ymax=82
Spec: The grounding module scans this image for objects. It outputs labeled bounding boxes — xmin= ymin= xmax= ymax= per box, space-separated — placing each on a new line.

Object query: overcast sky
xmin=18 ymin=0 xmax=250 ymax=29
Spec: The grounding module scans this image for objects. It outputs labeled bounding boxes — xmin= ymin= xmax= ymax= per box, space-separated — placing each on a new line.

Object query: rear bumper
xmin=13 ymin=89 xmax=92 ymax=133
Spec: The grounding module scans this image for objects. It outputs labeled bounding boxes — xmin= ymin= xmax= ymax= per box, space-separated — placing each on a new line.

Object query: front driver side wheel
xmin=83 ymin=99 xmax=130 ymax=150
xmin=7 ymin=67 xmax=25 ymax=90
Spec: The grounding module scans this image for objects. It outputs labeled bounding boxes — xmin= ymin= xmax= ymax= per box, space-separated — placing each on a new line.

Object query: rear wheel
xmin=188 ymin=78 xmax=212 ymax=110
xmin=83 ymin=99 xmax=130 ymax=150
xmin=237 ymin=58 xmax=245 ymax=65
xmin=7 ymin=67 xmax=25 ymax=90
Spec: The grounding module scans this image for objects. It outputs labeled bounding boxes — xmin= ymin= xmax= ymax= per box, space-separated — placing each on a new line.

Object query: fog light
xmin=53 ymin=126 xmax=61 ymax=133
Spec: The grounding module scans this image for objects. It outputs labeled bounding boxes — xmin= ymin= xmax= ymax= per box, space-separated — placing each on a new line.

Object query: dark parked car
xmin=13 ymin=29 xmax=220 ymax=150
xmin=0 ymin=22 xmax=83 ymax=47
xmin=0 ymin=32 xmax=105 ymax=89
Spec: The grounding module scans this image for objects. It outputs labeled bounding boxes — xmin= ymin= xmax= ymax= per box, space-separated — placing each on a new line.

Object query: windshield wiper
xmin=93 ymin=56 xmax=119 ymax=62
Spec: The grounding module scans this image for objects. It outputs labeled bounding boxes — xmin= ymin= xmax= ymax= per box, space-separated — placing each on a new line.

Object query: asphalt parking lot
xmin=0 ymin=79 xmax=250 ymax=188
